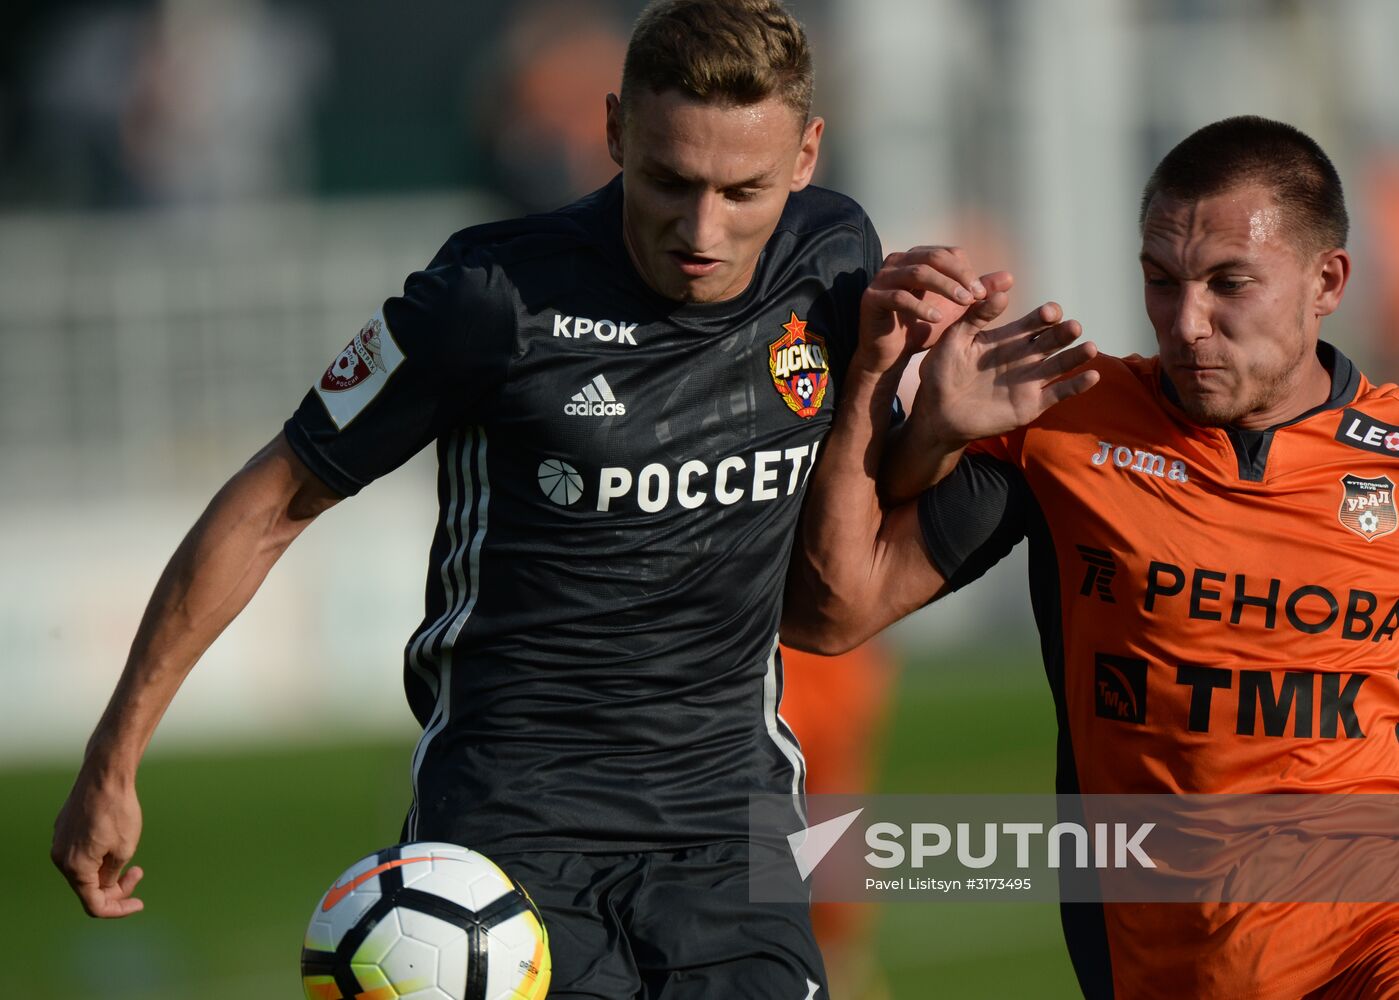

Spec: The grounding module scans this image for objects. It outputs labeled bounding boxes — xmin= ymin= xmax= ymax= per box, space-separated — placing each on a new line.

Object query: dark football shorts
xmin=488 ymin=841 xmax=827 ymax=1000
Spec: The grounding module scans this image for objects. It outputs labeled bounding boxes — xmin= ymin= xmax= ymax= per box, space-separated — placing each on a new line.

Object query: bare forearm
xmin=54 ymin=435 xmax=339 ymax=917
xmin=89 ymin=498 xmax=291 ymax=774
xmin=786 ymin=355 xmax=936 ymax=650
xmin=84 ymin=437 xmax=332 ymax=777
xmin=879 ymin=417 xmax=966 ymax=507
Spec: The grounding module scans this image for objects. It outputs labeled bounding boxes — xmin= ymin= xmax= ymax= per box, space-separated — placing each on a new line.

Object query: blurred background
xmin=6 ymin=0 xmax=1399 ymax=996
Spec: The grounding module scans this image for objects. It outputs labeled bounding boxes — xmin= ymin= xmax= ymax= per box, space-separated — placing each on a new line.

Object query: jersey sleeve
xmin=965 ymin=428 xmax=1022 ymax=465
xmin=283 ymin=243 xmax=510 ymax=497
xmin=851 ymin=212 xmax=883 ymax=355
xmin=818 ymin=211 xmax=882 ymax=384
xmin=862 ymin=213 xmax=884 ymax=291
xmin=858 ymin=217 xmax=911 ymax=435
xmin=917 ymin=453 xmax=1032 ymax=590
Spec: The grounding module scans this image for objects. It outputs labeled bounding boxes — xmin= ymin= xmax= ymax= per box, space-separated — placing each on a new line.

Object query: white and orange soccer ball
xmin=301 ymin=842 xmax=550 ymax=1000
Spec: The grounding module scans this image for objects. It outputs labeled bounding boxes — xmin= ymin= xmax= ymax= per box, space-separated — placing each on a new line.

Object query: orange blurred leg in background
xmin=781 ymin=642 xmax=899 ymax=1000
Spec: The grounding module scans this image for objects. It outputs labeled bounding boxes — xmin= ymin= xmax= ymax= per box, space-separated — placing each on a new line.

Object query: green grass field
xmin=7 ymin=643 xmax=1079 ymax=999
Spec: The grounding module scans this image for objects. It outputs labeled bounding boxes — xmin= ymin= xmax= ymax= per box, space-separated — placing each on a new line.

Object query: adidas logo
xmin=564 ymin=375 xmax=626 ymax=417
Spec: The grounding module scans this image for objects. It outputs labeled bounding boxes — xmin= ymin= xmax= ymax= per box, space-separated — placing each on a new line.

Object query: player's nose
xmin=676 ymin=189 xmax=724 ymax=255
xmin=1169 ymin=283 xmax=1212 ymax=346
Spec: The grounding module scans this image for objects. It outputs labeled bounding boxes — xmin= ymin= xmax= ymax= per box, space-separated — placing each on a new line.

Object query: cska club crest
xmin=321 ymin=317 xmax=387 ymax=392
xmin=1338 ymin=473 xmax=1398 ymax=542
xmin=768 ymin=312 xmax=830 ymax=419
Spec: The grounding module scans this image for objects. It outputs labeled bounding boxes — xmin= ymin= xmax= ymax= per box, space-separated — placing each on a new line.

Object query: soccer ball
xmin=301 ymin=842 xmax=550 ymax=1000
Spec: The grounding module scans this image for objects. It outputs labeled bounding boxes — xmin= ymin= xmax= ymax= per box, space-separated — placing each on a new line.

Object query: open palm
xmin=915 ymin=294 xmax=1099 ymax=445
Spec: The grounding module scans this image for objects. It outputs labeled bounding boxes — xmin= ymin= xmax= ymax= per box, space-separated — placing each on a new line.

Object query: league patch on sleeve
xmin=313 ymin=312 xmax=405 ymax=429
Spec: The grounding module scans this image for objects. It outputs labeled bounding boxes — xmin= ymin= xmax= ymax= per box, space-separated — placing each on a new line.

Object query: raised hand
xmin=857 ymin=246 xmax=991 ymax=373
xmin=912 ymin=297 xmax=1100 ymax=447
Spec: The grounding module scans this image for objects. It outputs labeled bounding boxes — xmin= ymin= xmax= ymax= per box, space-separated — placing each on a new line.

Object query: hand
xmin=913 ymin=296 xmax=1099 ymax=446
xmin=857 ymin=246 xmax=993 ymax=373
xmin=52 ymin=768 xmax=146 ymax=918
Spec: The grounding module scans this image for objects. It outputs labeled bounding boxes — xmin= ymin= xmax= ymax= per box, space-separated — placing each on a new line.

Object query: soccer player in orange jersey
xmin=786 ymin=117 xmax=1399 ymax=998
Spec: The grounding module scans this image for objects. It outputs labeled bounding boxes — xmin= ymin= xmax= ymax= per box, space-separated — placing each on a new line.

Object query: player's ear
xmin=605 ymin=93 xmax=625 ymax=169
xmin=789 ymin=115 xmax=823 ymax=192
xmin=1314 ymin=247 xmax=1350 ymax=318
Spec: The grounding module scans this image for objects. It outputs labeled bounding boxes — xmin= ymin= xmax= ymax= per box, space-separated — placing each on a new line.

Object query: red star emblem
xmin=782 ymin=312 xmax=808 ymax=339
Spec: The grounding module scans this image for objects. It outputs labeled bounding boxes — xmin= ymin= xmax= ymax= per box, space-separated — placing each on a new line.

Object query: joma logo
xmin=1091 ymin=440 xmax=1189 ymax=483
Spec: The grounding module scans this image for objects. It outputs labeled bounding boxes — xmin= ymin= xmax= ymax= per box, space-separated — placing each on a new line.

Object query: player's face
xmin=1140 ymin=183 xmax=1349 ymax=429
xmin=606 ymin=88 xmax=822 ymax=303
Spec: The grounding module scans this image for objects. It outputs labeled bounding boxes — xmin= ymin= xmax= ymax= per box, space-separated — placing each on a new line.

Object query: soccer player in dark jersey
xmin=49 ymin=1 xmax=1004 ymax=995
xmin=788 ymin=116 xmax=1399 ymax=999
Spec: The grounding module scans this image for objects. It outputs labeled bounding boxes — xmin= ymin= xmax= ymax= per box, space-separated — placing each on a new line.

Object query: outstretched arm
xmin=784 ymin=255 xmax=1097 ymax=653
xmin=51 ymin=432 xmax=341 ymax=917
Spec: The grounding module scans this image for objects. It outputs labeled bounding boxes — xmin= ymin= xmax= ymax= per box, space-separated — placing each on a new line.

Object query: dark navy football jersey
xmin=285 ymin=176 xmax=880 ymax=853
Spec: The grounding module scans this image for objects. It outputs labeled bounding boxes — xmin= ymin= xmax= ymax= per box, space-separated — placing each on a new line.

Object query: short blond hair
xmin=620 ymin=0 xmax=813 ymax=122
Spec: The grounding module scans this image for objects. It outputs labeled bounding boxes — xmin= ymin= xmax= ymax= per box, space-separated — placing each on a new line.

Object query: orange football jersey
xmin=946 ymin=346 xmax=1399 ymax=998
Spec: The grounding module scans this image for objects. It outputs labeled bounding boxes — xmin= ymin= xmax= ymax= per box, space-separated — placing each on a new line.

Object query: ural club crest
xmin=321 ymin=317 xmax=387 ymax=392
xmin=768 ymin=312 xmax=830 ymax=419
xmin=1338 ymin=473 xmax=1398 ymax=542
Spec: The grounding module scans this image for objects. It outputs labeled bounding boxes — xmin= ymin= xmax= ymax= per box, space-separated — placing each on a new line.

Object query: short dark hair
xmin=1139 ymin=116 xmax=1348 ymax=254
xmin=620 ymin=0 xmax=813 ymax=122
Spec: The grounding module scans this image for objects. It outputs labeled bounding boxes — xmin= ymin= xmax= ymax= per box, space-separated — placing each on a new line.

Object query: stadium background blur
xmin=6 ymin=1 xmax=1399 ymax=996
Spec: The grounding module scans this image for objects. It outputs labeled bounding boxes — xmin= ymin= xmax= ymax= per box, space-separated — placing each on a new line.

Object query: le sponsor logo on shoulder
xmin=1335 ymin=408 xmax=1399 ymax=457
